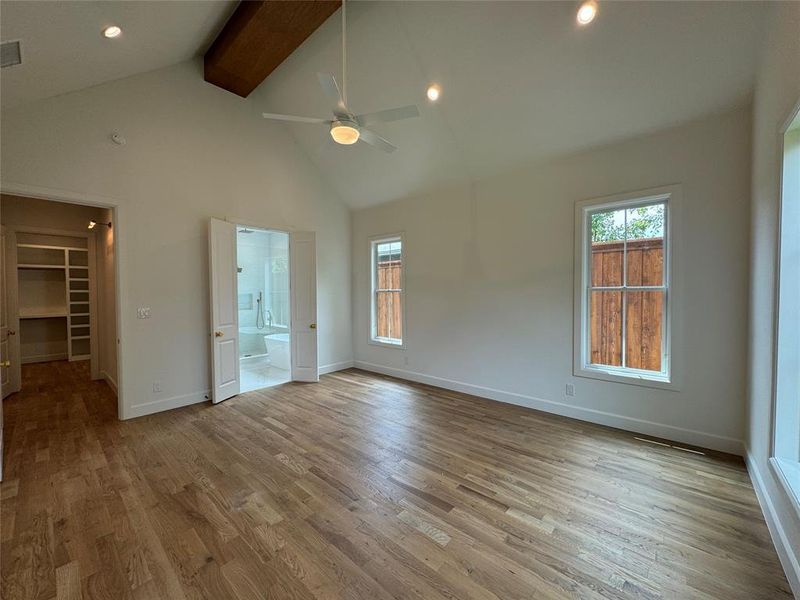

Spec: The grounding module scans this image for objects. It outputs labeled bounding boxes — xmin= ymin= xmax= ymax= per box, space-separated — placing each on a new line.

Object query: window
xmin=574 ymin=186 xmax=680 ymax=388
xmin=370 ymin=235 xmax=404 ymax=346
xmin=771 ymin=106 xmax=800 ymax=513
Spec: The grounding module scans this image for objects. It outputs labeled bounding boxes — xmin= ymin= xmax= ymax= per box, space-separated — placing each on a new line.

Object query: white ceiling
xmin=0 ymin=0 xmax=235 ymax=109
xmin=1 ymin=1 xmax=767 ymax=209
xmin=259 ymin=1 xmax=767 ymax=208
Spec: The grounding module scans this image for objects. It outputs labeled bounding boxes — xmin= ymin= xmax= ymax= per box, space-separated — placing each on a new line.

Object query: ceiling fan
xmin=262 ymin=0 xmax=419 ymax=153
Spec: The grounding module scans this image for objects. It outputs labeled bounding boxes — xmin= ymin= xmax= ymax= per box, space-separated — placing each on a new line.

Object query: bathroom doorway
xmin=236 ymin=226 xmax=291 ymax=392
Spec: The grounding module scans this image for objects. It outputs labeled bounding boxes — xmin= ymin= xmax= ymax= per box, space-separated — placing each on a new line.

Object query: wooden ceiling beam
xmin=204 ymin=0 xmax=341 ymax=98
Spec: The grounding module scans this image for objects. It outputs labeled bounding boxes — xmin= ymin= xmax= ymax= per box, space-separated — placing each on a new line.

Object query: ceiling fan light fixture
xmin=330 ymin=120 xmax=360 ymax=145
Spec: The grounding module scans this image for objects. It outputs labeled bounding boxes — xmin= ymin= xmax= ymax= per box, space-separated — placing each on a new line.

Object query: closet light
xmin=88 ymin=220 xmax=112 ymax=230
xmin=426 ymin=85 xmax=441 ymax=101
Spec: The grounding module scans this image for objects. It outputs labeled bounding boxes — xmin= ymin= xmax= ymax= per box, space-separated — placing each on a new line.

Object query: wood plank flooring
xmin=1 ymin=360 xmax=792 ymax=599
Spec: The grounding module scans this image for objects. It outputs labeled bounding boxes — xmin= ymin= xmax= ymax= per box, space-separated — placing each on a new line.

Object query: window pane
xmin=590 ymin=290 xmax=623 ymax=367
xmin=374 ymin=238 xmax=402 ymax=342
xmin=625 ymin=203 xmax=665 ymax=286
xmin=376 ymin=291 xmax=402 ymax=340
xmin=625 ymin=290 xmax=664 ymax=372
xmin=591 ymin=209 xmax=625 ymax=286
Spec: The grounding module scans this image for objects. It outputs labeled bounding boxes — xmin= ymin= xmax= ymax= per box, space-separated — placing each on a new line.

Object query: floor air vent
xmin=1 ymin=40 xmax=22 ymax=68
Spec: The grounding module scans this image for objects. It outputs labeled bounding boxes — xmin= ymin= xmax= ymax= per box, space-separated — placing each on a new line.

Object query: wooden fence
xmin=376 ymin=259 xmax=402 ymax=340
xmin=590 ymin=238 xmax=663 ymax=371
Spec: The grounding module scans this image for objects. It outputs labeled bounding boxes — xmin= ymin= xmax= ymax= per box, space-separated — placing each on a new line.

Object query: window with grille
xmin=371 ymin=236 xmax=403 ymax=346
xmin=574 ymin=187 xmax=679 ymax=387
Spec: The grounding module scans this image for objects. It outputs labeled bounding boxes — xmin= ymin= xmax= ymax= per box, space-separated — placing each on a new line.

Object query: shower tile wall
xmin=238 ymin=238 xmax=267 ymax=357
xmin=237 ymin=230 xmax=290 ymax=358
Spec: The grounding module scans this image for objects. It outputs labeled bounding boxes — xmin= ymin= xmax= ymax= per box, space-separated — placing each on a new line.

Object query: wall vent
xmin=1 ymin=40 xmax=22 ymax=68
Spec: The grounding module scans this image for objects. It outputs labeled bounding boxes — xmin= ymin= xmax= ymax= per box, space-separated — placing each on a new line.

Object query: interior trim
xmin=746 ymin=450 xmax=800 ymax=597
xmin=353 ymin=360 xmax=744 ymax=455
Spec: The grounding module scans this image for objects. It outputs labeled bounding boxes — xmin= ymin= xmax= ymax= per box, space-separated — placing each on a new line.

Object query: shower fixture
xmin=256 ymin=291 xmax=266 ymax=329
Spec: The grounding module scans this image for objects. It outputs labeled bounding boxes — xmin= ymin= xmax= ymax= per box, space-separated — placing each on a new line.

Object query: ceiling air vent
xmin=1 ymin=41 xmax=22 ymax=68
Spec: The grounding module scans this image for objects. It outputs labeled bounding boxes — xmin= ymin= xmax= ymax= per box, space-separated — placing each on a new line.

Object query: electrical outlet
xmin=565 ymin=383 xmax=575 ymax=397
xmin=403 ymin=356 xmax=409 ymax=366
xmin=137 ymin=307 xmax=151 ymax=319
xmin=152 ymin=381 xmax=162 ymax=393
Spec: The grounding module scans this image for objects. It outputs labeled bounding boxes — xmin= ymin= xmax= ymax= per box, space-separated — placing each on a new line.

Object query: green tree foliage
xmin=591 ymin=204 xmax=664 ymax=243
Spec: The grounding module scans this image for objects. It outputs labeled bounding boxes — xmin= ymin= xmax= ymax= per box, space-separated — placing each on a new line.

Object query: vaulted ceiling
xmin=0 ymin=0 xmax=236 ymax=109
xmin=1 ymin=1 xmax=767 ymax=209
xmin=259 ymin=1 xmax=766 ymax=207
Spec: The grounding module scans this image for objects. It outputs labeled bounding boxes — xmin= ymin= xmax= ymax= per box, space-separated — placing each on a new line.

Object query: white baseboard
xmin=319 ymin=360 xmax=354 ymax=375
xmin=353 ymin=361 xmax=744 ymax=455
xmin=125 ymin=390 xmax=209 ymax=420
xmin=745 ymin=451 xmax=800 ymax=597
xmin=21 ymin=353 xmax=67 ymax=364
xmin=123 ymin=360 xmax=355 ymax=420
xmin=100 ymin=370 xmax=118 ymax=395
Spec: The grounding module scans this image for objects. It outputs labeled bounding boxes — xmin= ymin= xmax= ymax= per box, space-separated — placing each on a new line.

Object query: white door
xmin=208 ymin=218 xmax=240 ymax=403
xmin=289 ymin=231 xmax=318 ymax=382
xmin=0 ymin=227 xmax=5 ymax=481
xmin=1 ymin=227 xmax=10 ymax=399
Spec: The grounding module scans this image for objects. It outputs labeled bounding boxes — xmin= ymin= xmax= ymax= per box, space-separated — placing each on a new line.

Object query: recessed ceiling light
xmin=103 ymin=25 xmax=122 ymax=39
xmin=426 ymin=85 xmax=441 ymax=101
xmin=577 ymin=1 xmax=598 ymax=25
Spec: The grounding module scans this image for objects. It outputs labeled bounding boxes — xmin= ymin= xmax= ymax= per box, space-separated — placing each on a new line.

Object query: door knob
xmin=1 ymin=360 xmax=10 ymax=368
xmin=309 ymin=323 xmax=317 ymax=329
xmin=214 ymin=331 xmax=224 ymax=337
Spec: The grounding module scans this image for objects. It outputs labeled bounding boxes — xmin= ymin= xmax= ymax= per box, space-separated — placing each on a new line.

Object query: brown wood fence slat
xmin=377 ymin=259 xmax=402 ymax=339
xmin=590 ymin=238 xmax=663 ymax=371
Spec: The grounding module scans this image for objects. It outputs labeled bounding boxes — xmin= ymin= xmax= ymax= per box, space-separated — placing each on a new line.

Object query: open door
xmin=290 ymin=231 xmax=318 ymax=382
xmin=208 ymin=218 xmax=240 ymax=403
xmin=0 ymin=227 xmax=5 ymax=480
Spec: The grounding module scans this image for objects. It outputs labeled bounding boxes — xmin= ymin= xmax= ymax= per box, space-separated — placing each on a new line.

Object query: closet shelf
xmin=18 ymin=263 xmax=66 ymax=270
xmin=20 ymin=312 xmax=68 ymax=319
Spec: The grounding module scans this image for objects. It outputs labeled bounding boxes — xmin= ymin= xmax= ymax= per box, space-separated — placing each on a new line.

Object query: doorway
xmin=209 ymin=219 xmax=318 ymax=404
xmin=0 ymin=194 xmax=118 ymax=397
xmin=237 ymin=226 xmax=291 ymax=392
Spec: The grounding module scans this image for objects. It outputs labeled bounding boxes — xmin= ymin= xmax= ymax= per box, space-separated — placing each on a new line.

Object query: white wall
xmin=745 ymin=1 xmax=800 ymax=595
xmin=353 ymin=106 xmax=751 ymax=455
xmin=0 ymin=59 xmax=353 ymax=418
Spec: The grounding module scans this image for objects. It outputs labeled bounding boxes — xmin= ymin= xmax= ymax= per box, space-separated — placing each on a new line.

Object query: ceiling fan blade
xmin=359 ymin=128 xmax=397 ymax=153
xmin=356 ymin=105 xmax=419 ymax=127
xmin=317 ymin=72 xmax=348 ymax=116
xmin=262 ymin=112 xmax=329 ymax=124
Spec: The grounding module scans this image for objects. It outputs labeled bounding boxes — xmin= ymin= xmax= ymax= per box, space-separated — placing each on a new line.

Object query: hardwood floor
xmin=1 ymin=361 xmax=791 ymax=599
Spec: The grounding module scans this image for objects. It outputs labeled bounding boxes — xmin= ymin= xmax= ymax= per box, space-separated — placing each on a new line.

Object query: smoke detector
xmin=1 ymin=40 xmax=22 ymax=69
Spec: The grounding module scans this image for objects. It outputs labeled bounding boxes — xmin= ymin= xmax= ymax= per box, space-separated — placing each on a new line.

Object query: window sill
xmin=369 ymin=337 xmax=405 ymax=350
xmin=769 ymin=457 xmax=800 ymax=522
xmin=574 ymin=365 xmax=677 ymax=391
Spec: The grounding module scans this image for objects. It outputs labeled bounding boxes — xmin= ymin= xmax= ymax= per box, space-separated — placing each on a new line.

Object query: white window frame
xmin=769 ymin=98 xmax=800 ymax=520
xmin=573 ymin=185 xmax=683 ymax=390
xmin=369 ymin=233 xmax=405 ymax=348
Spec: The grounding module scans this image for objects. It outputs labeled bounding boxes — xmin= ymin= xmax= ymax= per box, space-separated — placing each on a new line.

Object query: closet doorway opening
xmin=237 ymin=226 xmax=291 ymax=392
xmin=0 ymin=193 xmax=119 ymax=400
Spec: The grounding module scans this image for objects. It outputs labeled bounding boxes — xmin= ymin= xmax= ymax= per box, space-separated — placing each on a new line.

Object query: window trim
xmin=369 ymin=233 xmax=406 ymax=349
xmin=573 ymin=185 xmax=683 ymax=390
xmin=769 ymin=96 xmax=800 ymax=516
